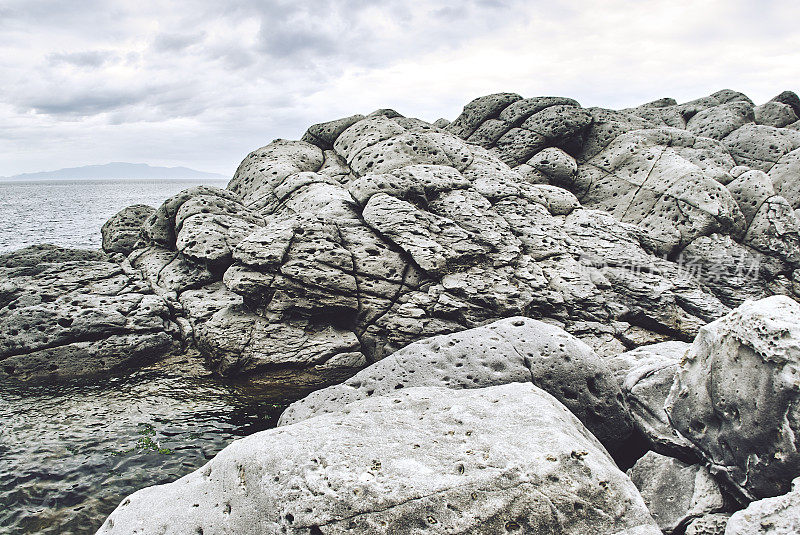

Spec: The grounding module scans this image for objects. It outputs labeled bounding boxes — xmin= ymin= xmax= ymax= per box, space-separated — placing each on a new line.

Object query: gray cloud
xmin=152 ymin=32 xmax=206 ymax=53
xmin=0 ymin=0 xmax=798 ymax=178
xmin=48 ymin=50 xmax=116 ymax=67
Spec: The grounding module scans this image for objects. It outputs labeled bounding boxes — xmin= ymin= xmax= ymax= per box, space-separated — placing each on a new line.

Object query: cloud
xmin=151 ymin=32 xmax=206 ymax=53
xmin=0 ymin=0 xmax=798 ymax=177
xmin=48 ymin=50 xmax=117 ymax=68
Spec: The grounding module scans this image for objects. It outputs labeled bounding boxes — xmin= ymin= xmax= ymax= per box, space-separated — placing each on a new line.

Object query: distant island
xmin=2 ymin=162 xmax=228 ymax=180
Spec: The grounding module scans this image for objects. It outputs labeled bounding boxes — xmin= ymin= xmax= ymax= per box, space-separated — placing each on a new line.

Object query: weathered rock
xmin=87 ymin=89 xmax=800 ymax=393
xmin=302 ymin=114 xmax=365 ymax=150
xmin=0 ymin=246 xmax=180 ymax=383
xmin=524 ymin=147 xmax=578 ymax=185
xmin=771 ymin=91 xmax=800 ymax=118
xmin=677 ymin=234 xmax=786 ymax=308
xmin=743 ymin=195 xmax=800 ymax=267
xmin=686 ymin=101 xmax=753 ymax=140
xmin=724 ymin=124 xmax=800 ymax=172
xmin=128 ymin=246 xmax=215 ymax=295
xmin=684 ymin=513 xmax=730 ymax=535
xmin=665 ymin=296 xmax=800 ymax=500
xmin=572 ymin=128 xmax=745 ymax=255
xmin=609 ymin=342 xmax=699 ymax=461
xmin=754 ymin=101 xmax=798 ymax=128
xmin=628 ymin=451 xmax=726 ymax=533
xmin=445 ymin=92 xmax=521 ymax=139
xmin=725 ymin=476 xmax=800 ymax=534
xmin=228 ymin=140 xmax=325 ymax=211
xmin=101 ymin=204 xmax=154 ymax=255
xmin=769 ymin=148 xmax=800 ymax=208
xmin=98 ymin=383 xmax=660 ymax=535
xmin=279 ymin=317 xmax=633 ymax=454
xmin=0 ymin=243 xmax=107 ymax=266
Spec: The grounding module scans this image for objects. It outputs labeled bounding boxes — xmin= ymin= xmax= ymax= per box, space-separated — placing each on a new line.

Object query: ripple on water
xmin=0 ymin=370 xmax=287 ymax=534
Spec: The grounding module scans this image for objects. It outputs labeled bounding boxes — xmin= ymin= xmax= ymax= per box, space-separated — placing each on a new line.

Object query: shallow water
xmin=0 ymin=178 xmax=229 ymax=253
xmin=0 ymin=368 xmax=287 ymax=534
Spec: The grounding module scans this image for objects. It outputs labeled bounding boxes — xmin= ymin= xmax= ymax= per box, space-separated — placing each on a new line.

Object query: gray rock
xmin=302 ymin=114 xmax=365 ymax=150
xmin=768 ymin=148 xmax=800 ymax=208
xmin=726 ymin=170 xmax=776 ymax=227
xmin=525 ymin=147 xmax=578 ymax=186
xmin=228 ymin=140 xmax=325 ymax=211
xmin=367 ymin=108 xmax=403 ymax=119
xmin=684 ymin=513 xmax=730 ymax=535
xmin=677 ymin=234 xmax=784 ymax=308
xmin=605 ymin=341 xmax=689 ymax=385
xmin=724 ymin=124 xmax=800 ymax=172
xmin=445 ymin=92 xmax=521 ymax=139
xmin=520 ymin=104 xmax=592 ymax=147
xmin=498 ymin=96 xmax=582 ymax=126
xmin=665 ymin=296 xmax=800 ymax=500
xmin=116 ymin=90 xmax=800 ymax=391
xmin=98 ymin=383 xmax=660 ymax=535
xmin=711 ymin=89 xmax=754 ymax=106
xmin=743 ymin=195 xmax=800 ymax=269
xmin=725 ymin=476 xmax=800 ymax=534
xmin=279 ymin=316 xmax=633 ymax=453
xmin=628 ymin=451 xmax=726 ymax=533
xmin=493 ymin=127 xmax=548 ymax=167
xmin=101 ymin=204 xmax=154 ymax=255
xmin=770 ymin=90 xmax=800 ymax=118
xmin=362 ymin=192 xmax=489 ymax=276
xmin=754 ymin=101 xmax=798 ymax=128
xmin=608 ymin=342 xmax=699 ymax=460
xmin=686 ymin=101 xmax=753 ymax=140
xmin=0 ymin=243 xmax=107 ymax=266
xmin=128 ymin=246 xmax=215 ymax=295
xmin=0 ymin=246 xmax=179 ymax=383
xmin=572 ymin=128 xmax=745 ymax=255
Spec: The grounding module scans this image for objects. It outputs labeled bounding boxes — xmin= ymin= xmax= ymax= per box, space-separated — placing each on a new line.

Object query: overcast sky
xmin=1 ymin=0 xmax=798 ymax=177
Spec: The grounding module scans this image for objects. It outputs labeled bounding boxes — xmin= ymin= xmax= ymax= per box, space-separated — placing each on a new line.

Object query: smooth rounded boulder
xmin=97 ymin=383 xmax=660 ymax=535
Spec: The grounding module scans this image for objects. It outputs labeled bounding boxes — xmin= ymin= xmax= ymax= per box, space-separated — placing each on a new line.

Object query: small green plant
xmin=111 ymin=423 xmax=173 ymax=456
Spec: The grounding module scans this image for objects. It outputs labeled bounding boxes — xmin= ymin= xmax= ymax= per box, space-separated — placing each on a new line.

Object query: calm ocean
xmin=0 ymin=178 xmax=229 ymax=253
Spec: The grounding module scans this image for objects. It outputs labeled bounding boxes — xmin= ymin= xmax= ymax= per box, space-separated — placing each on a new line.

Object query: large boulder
xmin=725 ymin=476 xmax=800 ymax=534
xmin=627 ymin=451 xmax=726 ymax=533
xmin=665 ymin=296 xmax=800 ymax=500
xmin=0 ymin=245 xmax=180 ymax=383
xmin=279 ymin=317 xmax=633 ymax=454
xmin=98 ymin=383 xmax=660 ymax=535
xmin=100 ymin=204 xmax=154 ymax=255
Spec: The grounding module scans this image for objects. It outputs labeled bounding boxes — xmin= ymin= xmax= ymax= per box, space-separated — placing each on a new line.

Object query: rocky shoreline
xmin=3 ymin=88 xmax=800 ymax=533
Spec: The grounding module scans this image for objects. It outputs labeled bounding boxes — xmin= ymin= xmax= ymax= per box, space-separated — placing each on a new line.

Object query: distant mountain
xmin=2 ymin=162 xmax=228 ymax=180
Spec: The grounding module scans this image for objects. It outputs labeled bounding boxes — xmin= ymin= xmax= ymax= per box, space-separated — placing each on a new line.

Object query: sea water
xmin=0 ymin=178 xmax=229 ymax=253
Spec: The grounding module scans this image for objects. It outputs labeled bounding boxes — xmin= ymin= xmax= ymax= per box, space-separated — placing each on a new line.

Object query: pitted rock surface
xmin=278 ymin=317 xmax=633 ymax=454
xmin=98 ymin=383 xmax=660 ymax=535
xmin=665 ymin=295 xmax=800 ymax=500
xmin=0 ymin=245 xmax=180 ymax=382
xmin=82 ymin=88 xmax=800 ymax=390
xmin=101 ymin=204 xmax=154 ymax=255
